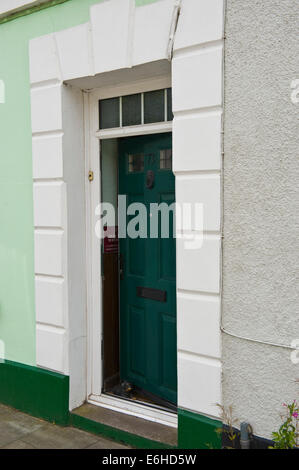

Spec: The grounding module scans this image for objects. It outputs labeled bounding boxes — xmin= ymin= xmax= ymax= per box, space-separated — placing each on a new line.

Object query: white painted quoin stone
xmin=173 ymin=0 xmax=224 ymax=419
xmin=29 ymin=0 xmax=224 ymax=417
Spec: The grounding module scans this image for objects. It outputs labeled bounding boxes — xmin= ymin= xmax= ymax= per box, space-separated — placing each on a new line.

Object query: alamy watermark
xmin=291 ymin=79 xmax=299 ymax=104
xmin=291 ymin=339 xmax=299 ymax=365
xmin=95 ymin=196 xmax=204 ymax=250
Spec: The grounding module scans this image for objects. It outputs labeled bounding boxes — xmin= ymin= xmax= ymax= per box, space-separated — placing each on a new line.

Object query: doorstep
xmin=70 ymin=403 xmax=177 ymax=449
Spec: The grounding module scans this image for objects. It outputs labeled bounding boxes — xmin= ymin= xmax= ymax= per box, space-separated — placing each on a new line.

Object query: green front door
xmin=119 ymin=133 xmax=177 ymax=405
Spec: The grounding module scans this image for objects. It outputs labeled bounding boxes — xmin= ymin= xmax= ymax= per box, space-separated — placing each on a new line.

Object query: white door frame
xmin=85 ymin=75 xmax=177 ymax=427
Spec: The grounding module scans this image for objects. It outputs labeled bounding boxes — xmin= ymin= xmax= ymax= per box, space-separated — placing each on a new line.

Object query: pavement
xmin=0 ymin=404 xmax=130 ymax=449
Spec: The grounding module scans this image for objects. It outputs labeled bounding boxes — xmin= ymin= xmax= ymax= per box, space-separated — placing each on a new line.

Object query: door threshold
xmin=88 ymin=393 xmax=178 ymax=428
xmin=71 ymin=402 xmax=177 ymax=448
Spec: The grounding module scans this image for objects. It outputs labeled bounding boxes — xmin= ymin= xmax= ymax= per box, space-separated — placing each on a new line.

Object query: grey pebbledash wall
xmin=222 ymin=0 xmax=299 ymax=439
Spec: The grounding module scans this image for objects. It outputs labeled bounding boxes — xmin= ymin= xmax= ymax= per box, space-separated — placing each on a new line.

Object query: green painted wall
xmin=136 ymin=0 xmax=161 ymax=5
xmin=0 ymin=0 xmax=163 ymax=367
xmin=0 ymin=0 xmax=161 ymax=367
xmin=0 ymin=0 xmax=106 ymax=367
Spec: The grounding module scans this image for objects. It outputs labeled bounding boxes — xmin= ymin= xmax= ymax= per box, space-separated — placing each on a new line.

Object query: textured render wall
xmin=223 ymin=0 xmax=299 ymax=438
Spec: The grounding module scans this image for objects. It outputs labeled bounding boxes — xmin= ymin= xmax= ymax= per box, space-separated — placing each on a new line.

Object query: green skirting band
xmin=0 ymin=359 xmax=69 ymax=425
xmin=178 ymin=409 xmax=222 ymax=449
xmin=0 ymin=359 xmax=222 ymax=448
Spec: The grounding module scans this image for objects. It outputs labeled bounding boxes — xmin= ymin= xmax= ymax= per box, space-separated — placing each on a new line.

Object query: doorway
xmin=101 ymin=133 xmax=177 ymax=412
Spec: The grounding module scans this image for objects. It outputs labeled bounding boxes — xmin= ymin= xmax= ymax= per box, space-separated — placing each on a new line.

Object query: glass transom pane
xmin=122 ymin=93 xmax=142 ymax=127
xmin=144 ymin=89 xmax=165 ymax=124
xmin=99 ymin=97 xmax=120 ymax=129
xmin=99 ymin=88 xmax=172 ymax=129
xmin=160 ymin=149 xmax=172 ymax=170
xmin=128 ymin=153 xmax=144 ymax=173
xmin=167 ymin=88 xmax=173 ymax=122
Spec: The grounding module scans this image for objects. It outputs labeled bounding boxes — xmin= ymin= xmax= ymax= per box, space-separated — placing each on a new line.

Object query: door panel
xmin=129 ymin=305 xmax=146 ymax=378
xmin=119 ymin=133 xmax=177 ymax=405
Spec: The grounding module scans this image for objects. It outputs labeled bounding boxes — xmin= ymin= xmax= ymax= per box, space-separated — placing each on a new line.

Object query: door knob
xmin=146 ymin=170 xmax=155 ymax=189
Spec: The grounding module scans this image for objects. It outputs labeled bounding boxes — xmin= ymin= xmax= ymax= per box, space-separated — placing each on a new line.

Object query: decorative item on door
xmin=103 ymin=226 xmax=119 ymax=254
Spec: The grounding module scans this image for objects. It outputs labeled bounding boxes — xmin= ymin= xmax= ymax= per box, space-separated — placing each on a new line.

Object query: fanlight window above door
xmin=99 ymin=89 xmax=173 ymax=130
